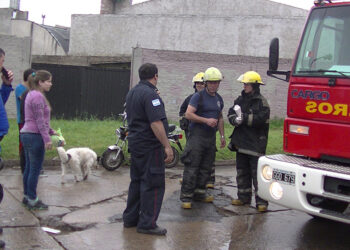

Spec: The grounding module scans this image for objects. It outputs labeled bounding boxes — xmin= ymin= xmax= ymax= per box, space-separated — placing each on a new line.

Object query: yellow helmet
xmin=203 ymin=67 xmax=223 ymax=82
xmin=192 ymin=72 xmax=205 ymax=83
xmin=237 ymin=71 xmax=264 ymax=85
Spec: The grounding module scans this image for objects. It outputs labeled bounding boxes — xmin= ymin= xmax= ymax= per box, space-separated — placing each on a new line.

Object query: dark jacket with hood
xmin=227 ymin=88 xmax=270 ymax=156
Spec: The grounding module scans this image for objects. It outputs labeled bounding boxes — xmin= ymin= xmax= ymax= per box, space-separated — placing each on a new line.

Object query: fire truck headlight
xmin=262 ymin=165 xmax=273 ymax=181
xmin=269 ymin=182 xmax=283 ymax=200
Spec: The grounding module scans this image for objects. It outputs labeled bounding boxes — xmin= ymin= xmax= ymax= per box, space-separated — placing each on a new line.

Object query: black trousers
xmin=180 ymin=128 xmax=216 ymax=201
xmin=184 ymin=130 xmax=216 ymax=184
xmin=236 ymin=152 xmax=268 ymax=206
xmin=123 ymin=146 xmax=165 ymax=229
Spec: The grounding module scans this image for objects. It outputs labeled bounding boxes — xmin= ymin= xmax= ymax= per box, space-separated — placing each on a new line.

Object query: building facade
xmin=70 ymin=0 xmax=307 ymax=59
xmin=0 ymin=7 xmax=67 ymax=117
xmin=68 ymin=0 xmax=308 ymax=119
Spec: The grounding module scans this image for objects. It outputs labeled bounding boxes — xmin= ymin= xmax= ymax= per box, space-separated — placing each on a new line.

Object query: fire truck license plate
xmin=272 ymin=169 xmax=295 ymax=185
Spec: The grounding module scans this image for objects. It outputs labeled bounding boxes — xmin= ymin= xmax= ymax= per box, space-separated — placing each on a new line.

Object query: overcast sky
xmin=18 ymin=0 xmax=315 ymax=27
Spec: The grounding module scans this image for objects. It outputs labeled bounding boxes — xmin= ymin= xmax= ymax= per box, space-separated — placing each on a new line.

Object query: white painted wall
xmin=71 ymin=0 xmax=307 ymax=58
xmin=114 ymin=0 xmax=307 ymax=17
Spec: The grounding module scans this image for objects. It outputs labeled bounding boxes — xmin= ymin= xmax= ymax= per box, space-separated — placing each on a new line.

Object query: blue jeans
xmin=20 ymin=133 xmax=45 ymax=200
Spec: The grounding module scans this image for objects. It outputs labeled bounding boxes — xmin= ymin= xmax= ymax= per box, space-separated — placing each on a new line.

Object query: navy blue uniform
xmin=180 ymin=90 xmax=223 ymax=201
xmin=123 ymin=80 xmax=169 ymax=230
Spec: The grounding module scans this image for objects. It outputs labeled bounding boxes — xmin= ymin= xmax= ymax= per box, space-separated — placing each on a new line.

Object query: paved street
xmin=0 ymin=162 xmax=349 ymax=250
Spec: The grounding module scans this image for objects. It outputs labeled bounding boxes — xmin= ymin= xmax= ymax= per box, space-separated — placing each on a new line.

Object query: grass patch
xmin=1 ymin=118 xmax=284 ymax=160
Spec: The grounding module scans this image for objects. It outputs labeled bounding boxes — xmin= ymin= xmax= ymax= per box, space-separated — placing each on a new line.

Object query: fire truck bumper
xmin=257 ymin=154 xmax=350 ymax=224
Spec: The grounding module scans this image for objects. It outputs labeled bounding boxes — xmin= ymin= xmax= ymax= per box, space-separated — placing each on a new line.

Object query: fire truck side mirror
xmin=269 ymin=38 xmax=279 ymax=71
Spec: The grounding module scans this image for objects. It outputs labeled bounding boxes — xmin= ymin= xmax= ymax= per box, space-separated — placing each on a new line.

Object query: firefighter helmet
xmin=237 ymin=71 xmax=264 ymax=85
xmin=192 ymin=72 xmax=205 ymax=83
xmin=203 ymin=67 xmax=223 ymax=82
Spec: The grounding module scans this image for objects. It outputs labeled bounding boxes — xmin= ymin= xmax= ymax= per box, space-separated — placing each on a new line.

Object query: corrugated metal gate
xmin=31 ymin=63 xmax=130 ymax=119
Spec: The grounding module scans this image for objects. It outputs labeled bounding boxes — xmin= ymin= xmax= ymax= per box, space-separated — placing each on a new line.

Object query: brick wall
xmin=132 ymin=48 xmax=292 ymax=121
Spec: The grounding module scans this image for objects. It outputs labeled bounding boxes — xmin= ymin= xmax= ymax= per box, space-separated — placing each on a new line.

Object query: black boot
xmin=137 ymin=226 xmax=167 ymax=236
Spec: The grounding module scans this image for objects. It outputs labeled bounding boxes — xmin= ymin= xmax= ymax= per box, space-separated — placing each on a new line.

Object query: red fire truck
xmin=257 ymin=0 xmax=350 ymax=223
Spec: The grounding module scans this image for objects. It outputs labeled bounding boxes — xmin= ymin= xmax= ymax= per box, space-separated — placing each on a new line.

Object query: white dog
xmin=57 ymin=147 xmax=97 ymax=184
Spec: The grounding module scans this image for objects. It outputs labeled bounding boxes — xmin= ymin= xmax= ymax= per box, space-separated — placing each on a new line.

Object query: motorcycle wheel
xmin=165 ymin=146 xmax=179 ymax=168
xmin=101 ymin=148 xmax=124 ymax=171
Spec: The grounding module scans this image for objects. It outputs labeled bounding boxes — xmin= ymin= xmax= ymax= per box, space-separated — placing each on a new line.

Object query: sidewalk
xmin=0 ymin=161 xmax=282 ymax=250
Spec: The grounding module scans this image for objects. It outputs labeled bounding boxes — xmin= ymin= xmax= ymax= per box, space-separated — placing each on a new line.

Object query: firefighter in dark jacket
xmin=227 ymin=71 xmax=270 ymax=212
xmin=179 ymin=72 xmax=205 ymax=140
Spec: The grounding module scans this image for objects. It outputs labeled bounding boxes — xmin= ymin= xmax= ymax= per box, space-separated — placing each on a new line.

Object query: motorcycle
xmin=101 ymin=112 xmax=183 ymax=171
xmin=101 ymin=111 xmax=128 ymax=171
xmin=166 ymin=124 xmax=183 ymax=168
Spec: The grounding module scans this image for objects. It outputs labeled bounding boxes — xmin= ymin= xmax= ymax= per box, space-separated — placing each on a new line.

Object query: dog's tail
xmin=57 ymin=147 xmax=69 ymax=163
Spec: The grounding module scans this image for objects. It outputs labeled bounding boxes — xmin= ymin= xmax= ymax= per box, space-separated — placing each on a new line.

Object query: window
xmin=294 ymin=6 xmax=350 ymax=77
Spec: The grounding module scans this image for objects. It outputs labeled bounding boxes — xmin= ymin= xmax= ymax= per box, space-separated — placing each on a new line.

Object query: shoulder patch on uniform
xmin=152 ymin=99 xmax=161 ymax=106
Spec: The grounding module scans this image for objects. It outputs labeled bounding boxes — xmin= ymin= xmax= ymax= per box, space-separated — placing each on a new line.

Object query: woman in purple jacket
xmin=20 ymin=70 xmax=55 ymax=210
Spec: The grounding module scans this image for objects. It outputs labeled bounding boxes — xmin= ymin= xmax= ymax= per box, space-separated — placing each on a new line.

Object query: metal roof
xmin=40 ymin=25 xmax=70 ymax=54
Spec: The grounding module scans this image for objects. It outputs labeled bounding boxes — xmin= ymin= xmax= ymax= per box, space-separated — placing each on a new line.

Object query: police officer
xmin=180 ymin=67 xmax=226 ymax=209
xmin=122 ymin=63 xmax=173 ymax=235
xmin=227 ymin=71 xmax=270 ymax=212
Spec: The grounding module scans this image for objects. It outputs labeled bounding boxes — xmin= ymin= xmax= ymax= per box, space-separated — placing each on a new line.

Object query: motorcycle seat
xmin=168 ymin=124 xmax=176 ymax=133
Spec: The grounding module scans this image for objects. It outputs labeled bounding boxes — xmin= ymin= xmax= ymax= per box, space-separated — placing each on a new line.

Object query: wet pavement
xmin=0 ymin=162 xmax=349 ymax=249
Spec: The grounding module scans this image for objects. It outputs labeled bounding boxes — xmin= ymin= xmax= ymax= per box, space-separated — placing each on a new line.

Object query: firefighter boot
xmin=194 ymin=195 xmax=214 ymax=203
xmin=257 ymin=204 xmax=268 ymax=212
xmin=206 ymin=183 xmax=214 ymax=189
xmin=231 ymin=199 xmax=250 ymax=206
xmin=202 ymin=195 xmax=214 ymax=203
xmin=182 ymin=202 xmax=192 ymax=209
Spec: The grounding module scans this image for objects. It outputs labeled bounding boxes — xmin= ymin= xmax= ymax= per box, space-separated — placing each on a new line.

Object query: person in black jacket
xmin=227 ymin=71 xmax=270 ymax=212
xmin=179 ymin=72 xmax=205 ymax=139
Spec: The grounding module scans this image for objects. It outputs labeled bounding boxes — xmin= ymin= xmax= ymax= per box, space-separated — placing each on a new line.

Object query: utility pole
xmin=41 ymin=14 xmax=45 ymax=25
